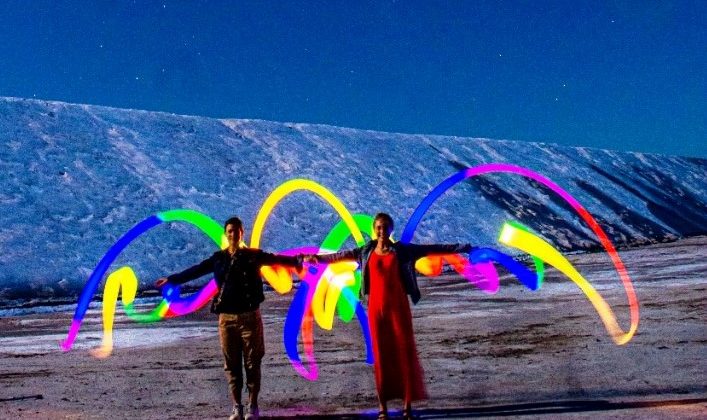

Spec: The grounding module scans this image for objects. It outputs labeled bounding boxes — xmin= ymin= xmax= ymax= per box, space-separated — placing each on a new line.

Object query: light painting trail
xmin=60 ymin=209 xmax=225 ymax=353
xmin=248 ymin=179 xmax=373 ymax=379
xmin=401 ymin=163 xmax=639 ymax=344
xmin=62 ymin=181 xmax=378 ymax=379
xmin=62 ymin=163 xmax=639 ymax=379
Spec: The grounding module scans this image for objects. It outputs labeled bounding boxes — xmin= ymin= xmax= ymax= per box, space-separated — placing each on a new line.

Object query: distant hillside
xmin=1 ymin=97 xmax=705 ymax=300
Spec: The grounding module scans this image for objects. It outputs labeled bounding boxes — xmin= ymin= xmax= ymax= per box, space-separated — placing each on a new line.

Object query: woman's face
xmin=225 ymin=224 xmax=244 ymax=247
xmin=373 ymin=218 xmax=393 ymax=241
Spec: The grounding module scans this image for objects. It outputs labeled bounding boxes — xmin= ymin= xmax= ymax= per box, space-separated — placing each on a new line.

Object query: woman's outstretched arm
xmin=306 ymin=248 xmax=360 ymax=264
xmin=408 ymin=243 xmax=474 ymax=260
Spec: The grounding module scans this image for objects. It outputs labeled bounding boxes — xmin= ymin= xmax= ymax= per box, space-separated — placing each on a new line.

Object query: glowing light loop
xmin=63 ymin=163 xmax=639 ymax=382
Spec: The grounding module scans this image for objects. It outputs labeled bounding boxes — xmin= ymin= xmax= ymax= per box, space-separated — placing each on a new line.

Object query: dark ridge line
xmin=588 ymin=163 xmax=704 ymax=235
xmin=574 ymin=178 xmax=673 ymax=242
xmin=465 ymin=177 xmax=597 ymax=251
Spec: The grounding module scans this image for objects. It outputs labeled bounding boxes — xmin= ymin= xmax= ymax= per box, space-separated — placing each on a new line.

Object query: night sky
xmin=0 ymin=1 xmax=704 ymax=158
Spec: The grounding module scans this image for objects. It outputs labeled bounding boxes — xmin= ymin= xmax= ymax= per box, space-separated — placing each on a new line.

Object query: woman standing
xmin=306 ymin=213 xmax=472 ymax=419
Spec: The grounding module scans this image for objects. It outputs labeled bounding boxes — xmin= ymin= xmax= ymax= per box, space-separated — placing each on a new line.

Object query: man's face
xmin=225 ymin=224 xmax=244 ymax=247
xmin=373 ymin=219 xmax=393 ymax=241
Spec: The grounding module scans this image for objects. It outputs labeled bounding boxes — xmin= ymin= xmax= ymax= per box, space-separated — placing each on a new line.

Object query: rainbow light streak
xmin=61 ymin=215 xmax=161 ymax=351
xmin=319 ymin=215 xmax=374 ymax=321
xmin=91 ymin=266 xmax=140 ymax=358
xmin=470 ymin=247 xmax=540 ymax=291
xmin=312 ymin=261 xmax=359 ymax=330
xmin=64 ymin=163 xmax=639 ymax=380
xmin=61 ymin=210 xmax=224 ymax=352
xmin=250 ymin=179 xmax=365 ymax=248
xmin=160 ymin=281 xmax=220 ymax=317
xmin=283 ymin=282 xmax=313 ymax=378
xmin=248 ymin=180 xmax=374 ymax=377
xmin=65 ymin=198 xmax=375 ymax=377
xmin=402 ymin=163 xmax=638 ymax=344
xmin=499 ymin=222 xmax=634 ymax=344
xmin=507 ymin=220 xmax=545 ymax=289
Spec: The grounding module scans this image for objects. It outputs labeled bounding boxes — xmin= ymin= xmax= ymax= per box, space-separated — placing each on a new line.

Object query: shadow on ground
xmin=265 ymin=397 xmax=707 ymax=419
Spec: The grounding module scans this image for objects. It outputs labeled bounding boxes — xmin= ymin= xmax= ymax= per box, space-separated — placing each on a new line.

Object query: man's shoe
xmin=244 ymin=403 xmax=260 ymax=420
xmin=228 ymin=404 xmax=244 ymax=420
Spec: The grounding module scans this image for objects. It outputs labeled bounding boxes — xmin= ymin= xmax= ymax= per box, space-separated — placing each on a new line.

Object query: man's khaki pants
xmin=218 ymin=310 xmax=265 ymax=400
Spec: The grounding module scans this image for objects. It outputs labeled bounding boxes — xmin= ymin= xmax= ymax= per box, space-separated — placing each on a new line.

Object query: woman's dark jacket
xmin=167 ymin=248 xmax=301 ymax=314
xmin=317 ymin=241 xmax=472 ymax=304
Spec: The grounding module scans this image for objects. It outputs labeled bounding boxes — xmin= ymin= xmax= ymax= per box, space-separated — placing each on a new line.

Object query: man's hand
xmin=303 ymin=255 xmax=319 ymax=264
xmin=154 ymin=277 xmax=169 ymax=288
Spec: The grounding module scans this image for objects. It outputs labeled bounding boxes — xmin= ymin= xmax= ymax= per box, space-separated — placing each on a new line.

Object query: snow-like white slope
xmin=1 ymin=97 xmax=705 ymax=300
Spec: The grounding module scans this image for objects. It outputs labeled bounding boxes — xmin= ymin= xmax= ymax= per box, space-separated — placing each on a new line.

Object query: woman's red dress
xmin=367 ymin=251 xmax=427 ymax=402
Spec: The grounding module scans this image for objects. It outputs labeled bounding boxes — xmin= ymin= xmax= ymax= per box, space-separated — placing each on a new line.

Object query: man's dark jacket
xmin=167 ymin=248 xmax=301 ymax=314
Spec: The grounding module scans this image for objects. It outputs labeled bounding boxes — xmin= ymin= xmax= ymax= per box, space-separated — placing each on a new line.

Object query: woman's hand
xmin=154 ymin=277 xmax=169 ymax=288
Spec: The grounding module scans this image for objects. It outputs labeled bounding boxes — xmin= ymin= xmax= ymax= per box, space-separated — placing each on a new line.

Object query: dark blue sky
xmin=1 ymin=1 xmax=704 ymax=157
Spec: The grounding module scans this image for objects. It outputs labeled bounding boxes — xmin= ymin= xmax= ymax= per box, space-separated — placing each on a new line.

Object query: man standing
xmin=155 ymin=216 xmax=301 ymax=420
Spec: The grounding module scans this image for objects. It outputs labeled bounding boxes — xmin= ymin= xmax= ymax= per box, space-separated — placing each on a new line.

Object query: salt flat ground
xmin=0 ymin=237 xmax=705 ymax=419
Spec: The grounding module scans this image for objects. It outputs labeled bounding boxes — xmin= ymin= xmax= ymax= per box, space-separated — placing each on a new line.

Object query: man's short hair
xmin=224 ymin=216 xmax=243 ymax=231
